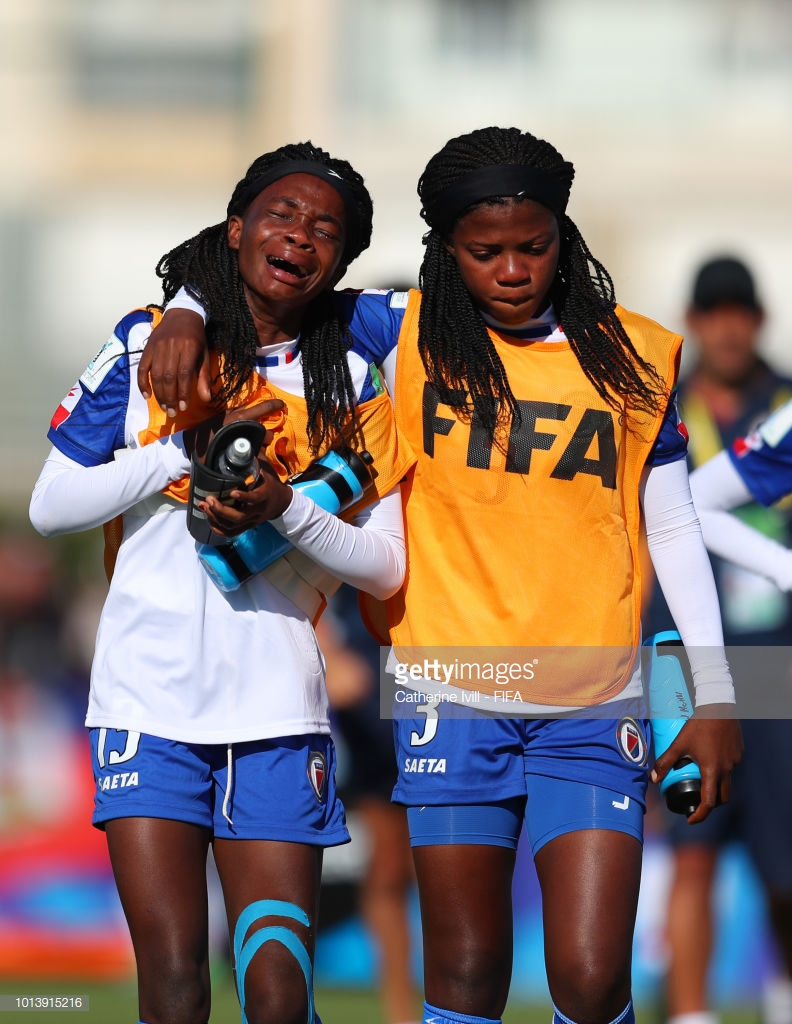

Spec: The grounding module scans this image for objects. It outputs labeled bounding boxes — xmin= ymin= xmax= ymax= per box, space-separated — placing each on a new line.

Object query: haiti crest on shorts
xmin=307 ymin=751 xmax=328 ymax=802
xmin=616 ymin=717 xmax=648 ymax=766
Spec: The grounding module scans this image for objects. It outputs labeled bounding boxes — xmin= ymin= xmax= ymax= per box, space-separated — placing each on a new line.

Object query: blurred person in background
xmin=645 ymin=256 xmax=792 ymax=1024
xmin=318 ymin=581 xmax=419 ymax=1024
xmin=0 ymin=532 xmax=89 ymax=829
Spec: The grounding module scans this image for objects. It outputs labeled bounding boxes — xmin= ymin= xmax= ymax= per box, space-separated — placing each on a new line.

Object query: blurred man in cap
xmin=646 ymin=255 xmax=792 ymax=1024
xmin=690 ymin=255 xmax=761 ymax=313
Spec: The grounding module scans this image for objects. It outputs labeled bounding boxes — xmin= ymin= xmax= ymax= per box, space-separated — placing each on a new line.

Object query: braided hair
xmin=157 ymin=142 xmax=374 ymax=452
xmin=417 ymin=126 xmax=666 ymax=435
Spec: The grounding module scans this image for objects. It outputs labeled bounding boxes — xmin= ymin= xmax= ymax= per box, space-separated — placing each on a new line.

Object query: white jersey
xmin=31 ymin=308 xmax=408 ymax=743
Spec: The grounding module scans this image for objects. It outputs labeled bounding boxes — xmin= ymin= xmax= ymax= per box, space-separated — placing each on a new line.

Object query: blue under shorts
xmin=89 ymin=728 xmax=349 ymax=846
xmin=393 ymin=696 xmax=649 ymax=854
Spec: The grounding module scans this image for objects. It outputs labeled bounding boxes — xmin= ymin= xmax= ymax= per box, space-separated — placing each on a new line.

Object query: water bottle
xmin=187 ymin=420 xmax=266 ymax=545
xmin=644 ymin=629 xmax=702 ymax=815
xmin=215 ymin=436 xmax=261 ymax=488
xmin=199 ymin=447 xmax=376 ymax=591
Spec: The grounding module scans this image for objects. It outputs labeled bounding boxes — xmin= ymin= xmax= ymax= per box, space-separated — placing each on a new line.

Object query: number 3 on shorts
xmin=410 ymin=704 xmax=439 ymax=747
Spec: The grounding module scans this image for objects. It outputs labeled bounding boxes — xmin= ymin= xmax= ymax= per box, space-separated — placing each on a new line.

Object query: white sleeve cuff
xmin=165 ymin=286 xmax=208 ymax=324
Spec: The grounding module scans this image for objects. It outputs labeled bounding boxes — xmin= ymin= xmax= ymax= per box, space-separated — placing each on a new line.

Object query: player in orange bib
xmin=139 ymin=127 xmax=743 ymax=1024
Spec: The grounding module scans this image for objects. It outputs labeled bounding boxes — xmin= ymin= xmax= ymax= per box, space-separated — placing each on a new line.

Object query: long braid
xmin=156 ymin=142 xmax=373 ymax=452
xmin=299 ymin=289 xmax=359 ymax=448
xmin=158 ymin=223 xmax=255 ymax=405
xmin=417 ymin=127 xmax=665 ymax=436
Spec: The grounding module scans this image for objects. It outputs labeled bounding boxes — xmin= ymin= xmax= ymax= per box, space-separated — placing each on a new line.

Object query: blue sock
xmin=552 ymin=999 xmax=634 ymax=1024
xmin=423 ymin=1001 xmax=501 ymax=1024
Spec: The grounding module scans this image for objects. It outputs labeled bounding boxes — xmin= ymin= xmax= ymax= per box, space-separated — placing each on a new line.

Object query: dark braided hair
xmin=417 ymin=126 xmax=666 ymax=436
xmin=157 ymin=142 xmax=374 ymax=452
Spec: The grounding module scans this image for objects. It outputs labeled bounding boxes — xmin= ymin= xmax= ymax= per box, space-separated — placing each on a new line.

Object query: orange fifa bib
xmin=371 ymin=291 xmax=681 ymax=705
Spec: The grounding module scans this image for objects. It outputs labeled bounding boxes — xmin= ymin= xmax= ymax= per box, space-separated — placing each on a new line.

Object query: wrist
xmin=271 ymin=484 xmax=294 ymax=521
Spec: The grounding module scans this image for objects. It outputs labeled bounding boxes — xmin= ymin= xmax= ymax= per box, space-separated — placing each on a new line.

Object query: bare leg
xmin=536 ymin=829 xmax=642 ymax=1024
xmin=105 ymin=817 xmax=212 ymax=1024
xmin=665 ymin=846 xmax=718 ymax=1017
xmin=413 ymin=843 xmax=516 ymax=1019
xmin=213 ymin=838 xmax=322 ymax=1024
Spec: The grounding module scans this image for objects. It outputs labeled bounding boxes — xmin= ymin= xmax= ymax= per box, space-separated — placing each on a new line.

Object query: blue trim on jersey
xmin=255 ymin=343 xmax=300 ymax=368
xmin=334 ymin=289 xmax=407 ymax=366
xmin=111 ymin=307 xmax=157 ymax=337
xmin=347 ymin=334 xmax=385 ymax=404
xmin=47 ymin=309 xmax=153 ymax=467
xmin=45 ymin=302 xmax=395 ymax=470
xmin=646 ymin=391 xmax=688 ymax=467
xmin=727 ymin=401 xmax=792 ymax=506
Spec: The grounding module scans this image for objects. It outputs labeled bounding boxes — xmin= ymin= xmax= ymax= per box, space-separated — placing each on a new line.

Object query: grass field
xmin=0 ymin=978 xmax=762 ymax=1024
xmin=0 ymin=977 xmax=541 ymax=1023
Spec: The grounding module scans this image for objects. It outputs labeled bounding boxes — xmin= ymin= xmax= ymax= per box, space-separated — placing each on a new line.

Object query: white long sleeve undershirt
xmin=642 ymin=457 xmax=734 ymax=706
xmin=690 ymin=451 xmax=792 ymax=592
xmin=30 ymin=439 xmax=191 ymax=536
xmin=29 ymin=446 xmax=406 ymax=599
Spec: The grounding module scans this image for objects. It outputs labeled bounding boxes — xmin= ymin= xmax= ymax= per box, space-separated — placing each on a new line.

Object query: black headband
xmin=423 ymin=164 xmax=570 ymax=235
xmin=229 ymin=160 xmax=363 ymax=262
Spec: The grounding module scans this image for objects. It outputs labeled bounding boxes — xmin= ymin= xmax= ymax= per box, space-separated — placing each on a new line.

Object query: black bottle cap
xmin=666 ymin=778 xmax=702 ymax=817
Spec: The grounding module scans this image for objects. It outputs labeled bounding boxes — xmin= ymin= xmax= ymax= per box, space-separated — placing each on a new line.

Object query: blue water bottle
xmin=199 ymin=447 xmax=375 ymax=591
xmin=644 ymin=629 xmax=702 ymax=815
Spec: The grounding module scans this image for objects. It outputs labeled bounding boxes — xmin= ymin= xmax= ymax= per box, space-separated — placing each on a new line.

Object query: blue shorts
xmin=89 ymin=728 xmax=349 ymax=846
xmin=393 ymin=696 xmax=649 ymax=854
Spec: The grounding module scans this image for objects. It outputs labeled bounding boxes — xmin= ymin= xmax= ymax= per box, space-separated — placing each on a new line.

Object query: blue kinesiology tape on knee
xmin=553 ymin=1000 xmax=634 ymax=1024
xmin=423 ymin=1001 xmax=501 ymax=1024
xmin=233 ymin=900 xmax=315 ymax=1024
xmin=237 ymin=926 xmax=313 ymax=1024
xmin=232 ymin=899 xmax=310 ymax=968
